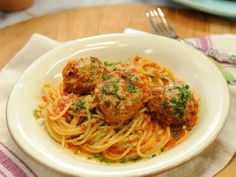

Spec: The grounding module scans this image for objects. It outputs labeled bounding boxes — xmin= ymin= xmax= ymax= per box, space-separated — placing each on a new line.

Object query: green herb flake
xmin=120 ymin=158 xmax=126 ymax=163
xmin=104 ymin=61 xmax=121 ymax=67
xmin=93 ymin=154 xmax=115 ymax=163
xmin=102 ymin=75 xmax=111 ymax=81
xmin=74 ymin=150 xmax=80 ymax=155
xmin=120 ymin=156 xmax=142 ymax=163
xmin=77 ymin=100 xmax=85 ymax=109
xmin=161 ymin=102 xmax=168 ymax=110
xmin=113 ymin=84 xmax=120 ymax=98
xmin=99 ymin=94 xmax=105 ymax=99
xmin=169 ymin=84 xmax=191 ymax=119
xmin=128 ymin=84 xmax=136 ymax=93
xmin=172 ymin=130 xmax=178 ymax=140
xmin=160 ymin=147 xmax=165 ymax=152
xmin=170 ymin=97 xmax=177 ymax=103
xmin=102 ymin=84 xmax=110 ymax=94
xmin=33 ymin=109 xmax=39 ymax=119
xmin=74 ymin=100 xmax=85 ymax=113
xmin=130 ymin=156 xmax=142 ymax=162
xmin=103 ymin=101 xmax=110 ymax=107
xmin=111 ymin=79 xmax=119 ymax=84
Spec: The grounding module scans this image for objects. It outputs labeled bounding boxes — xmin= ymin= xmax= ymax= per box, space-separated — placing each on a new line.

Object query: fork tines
xmin=146 ymin=8 xmax=178 ymax=38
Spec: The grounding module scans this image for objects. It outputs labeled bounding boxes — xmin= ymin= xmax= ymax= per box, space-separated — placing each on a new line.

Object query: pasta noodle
xmin=34 ymin=56 xmax=199 ymax=163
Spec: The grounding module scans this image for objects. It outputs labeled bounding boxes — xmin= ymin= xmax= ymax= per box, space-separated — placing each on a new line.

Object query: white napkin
xmin=0 ymin=34 xmax=62 ymax=177
xmin=0 ymin=33 xmax=235 ymax=177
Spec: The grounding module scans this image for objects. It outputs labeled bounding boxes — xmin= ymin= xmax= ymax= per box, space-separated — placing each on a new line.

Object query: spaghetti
xmin=34 ymin=56 xmax=199 ymax=163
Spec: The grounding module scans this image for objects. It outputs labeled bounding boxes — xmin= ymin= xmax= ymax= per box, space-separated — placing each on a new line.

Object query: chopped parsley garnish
xmin=102 ymin=84 xmax=110 ymax=94
xmin=120 ymin=158 xmax=126 ymax=163
xmin=33 ymin=109 xmax=39 ymax=119
xmin=111 ymin=79 xmax=119 ymax=84
xmin=104 ymin=61 xmax=120 ymax=67
xmin=169 ymin=84 xmax=191 ymax=119
xmin=73 ymin=150 xmax=81 ymax=155
xmin=128 ymin=84 xmax=136 ymax=93
xmin=99 ymin=94 xmax=105 ymax=99
xmin=93 ymin=154 xmax=115 ymax=163
xmin=103 ymin=101 xmax=110 ymax=107
xmin=130 ymin=156 xmax=141 ymax=162
xmin=160 ymin=147 xmax=165 ymax=152
xmin=161 ymin=101 xmax=168 ymax=110
xmin=102 ymin=83 xmax=120 ymax=98
xmin=102 ymin=75 xmax=111 ymax=81
xmin=120 ymin=156 xmax=142 ymax=163
xmin=113 ymin=84 xmax=123 ymax=99
xmin=172 ymin=129 xmax=178 ymax=140
xmin=127 ymin=74 xmax=139 ymax=82
xmin=74 ymin=100 xmax=85 ymax=112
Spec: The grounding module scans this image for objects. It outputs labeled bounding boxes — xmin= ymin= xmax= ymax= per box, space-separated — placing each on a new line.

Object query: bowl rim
xmin=6 ymin=33 xmax=230 ymax=177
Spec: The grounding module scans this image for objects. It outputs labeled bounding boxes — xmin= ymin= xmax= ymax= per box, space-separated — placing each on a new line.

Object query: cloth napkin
xmin=0 ymin=33 xmax=235 ymax=177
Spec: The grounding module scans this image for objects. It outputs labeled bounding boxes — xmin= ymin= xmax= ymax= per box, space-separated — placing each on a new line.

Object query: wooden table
xmin=0 ymin=4 xmax=235 ymax=177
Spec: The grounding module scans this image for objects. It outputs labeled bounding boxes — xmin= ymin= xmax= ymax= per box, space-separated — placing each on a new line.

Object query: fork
xmin=146 ymin=8 xmax=178 ymax=39
xmin=146 ymin=8 xmax=236 ymax=65
xmin=146 ymin=8 xmax=236 ymax=83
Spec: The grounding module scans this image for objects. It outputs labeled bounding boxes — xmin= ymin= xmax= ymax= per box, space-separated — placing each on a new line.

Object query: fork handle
xmin=177 ymin=39 xmax=236 ymax=83
xmin=178 ymin=39 xmax=236 ymax=65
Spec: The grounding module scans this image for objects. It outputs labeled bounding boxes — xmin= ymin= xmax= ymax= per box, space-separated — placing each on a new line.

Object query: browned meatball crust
xmin=94 ymin=71 xmax=145 ymax=125
xmin=147 ymin=83 xmax=199 ymax=126
xmin=62 ymin=57 xmax=107 ymax=95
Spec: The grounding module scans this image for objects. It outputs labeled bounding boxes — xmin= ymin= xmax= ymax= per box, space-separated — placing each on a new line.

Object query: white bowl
xmin=7 ymin=33 xmax=230 ymax=177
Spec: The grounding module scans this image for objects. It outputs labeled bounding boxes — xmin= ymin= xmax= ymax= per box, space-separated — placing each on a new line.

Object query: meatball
xmin=62 ymin=57 xmax=107 ymax=95
xmin=147 ymin=83 xmax=198 ymax=126
xmin=94 ymin=72 xmax=145 ymax=125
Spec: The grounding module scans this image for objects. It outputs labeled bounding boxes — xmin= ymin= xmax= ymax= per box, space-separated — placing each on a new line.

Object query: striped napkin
xmin=0 ymin=33 xmax=235 ymax=177
xmin=124 ymin=28 xmax=236 ymax=84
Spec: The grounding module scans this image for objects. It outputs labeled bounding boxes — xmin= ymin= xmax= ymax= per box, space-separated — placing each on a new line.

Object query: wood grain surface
xmin=0 ymin=4 xmax=235 ymax=177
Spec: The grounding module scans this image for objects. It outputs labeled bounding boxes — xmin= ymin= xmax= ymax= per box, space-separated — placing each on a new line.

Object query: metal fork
xmin=146 ymin=8 xmax=178 ymax=39
xmin=146 ymin=8 xmax=236 ymax=83
xmin=146 ymin=8 xmax=236 ymax=65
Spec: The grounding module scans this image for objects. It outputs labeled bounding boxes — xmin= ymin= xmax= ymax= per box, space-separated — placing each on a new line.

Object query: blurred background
xmin=0 ymin=0 xmax=180 ymax=28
